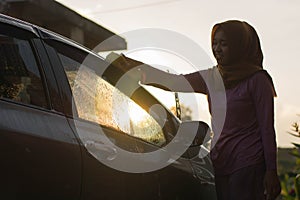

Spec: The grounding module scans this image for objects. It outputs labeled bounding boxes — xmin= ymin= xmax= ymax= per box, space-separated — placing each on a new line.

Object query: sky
xmin=56 ymin=0 xmax=300 ymax=147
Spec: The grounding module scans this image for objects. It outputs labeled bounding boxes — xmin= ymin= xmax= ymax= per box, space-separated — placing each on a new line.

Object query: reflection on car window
xmin=0 ymin=34 xmax=47 ymax=108
xmin=56 ymin=49 xmax=166 ymax=146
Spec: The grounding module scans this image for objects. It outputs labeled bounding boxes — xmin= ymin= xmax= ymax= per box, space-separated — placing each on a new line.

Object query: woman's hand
xmin=264 ymin=170 xmax=281 ymax=200
xmin=106 ymin=52 xmax=146 ymax=72
xmin=106 ymin=52 xmax=150 ymax=83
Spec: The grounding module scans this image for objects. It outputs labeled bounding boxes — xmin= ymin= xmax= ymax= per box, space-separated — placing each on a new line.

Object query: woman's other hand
xmin=264 ymin=170 xmax=281 ymax=200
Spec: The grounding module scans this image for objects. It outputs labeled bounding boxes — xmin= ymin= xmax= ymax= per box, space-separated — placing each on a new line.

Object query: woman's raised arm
xmin=106 ymin=52 xmax=208 ymax=94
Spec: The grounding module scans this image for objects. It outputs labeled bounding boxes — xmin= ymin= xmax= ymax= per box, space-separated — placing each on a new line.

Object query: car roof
xmin=0 ymin=13 xmax=39 ymax=36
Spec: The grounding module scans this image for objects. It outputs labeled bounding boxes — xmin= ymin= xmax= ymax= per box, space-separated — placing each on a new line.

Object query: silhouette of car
xmin=0 ymin=13 xmax=216 ymax=199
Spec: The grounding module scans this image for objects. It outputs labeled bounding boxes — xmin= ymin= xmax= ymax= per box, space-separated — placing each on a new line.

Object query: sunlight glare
xmin=128 ymin=101 xmax=149 ymax=126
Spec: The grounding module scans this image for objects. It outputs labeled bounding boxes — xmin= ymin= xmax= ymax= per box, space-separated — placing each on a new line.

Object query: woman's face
xmin=212 ymin=29 xmax=230 ymax=65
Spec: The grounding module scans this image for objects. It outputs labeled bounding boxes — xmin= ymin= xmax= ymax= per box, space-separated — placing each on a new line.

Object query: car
xmin=0 ymin=13 xmax=216 ymax=199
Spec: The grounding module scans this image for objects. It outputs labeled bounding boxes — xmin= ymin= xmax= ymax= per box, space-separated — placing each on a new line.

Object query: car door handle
xmin=84 ymin=140 xmax=117 ymax=161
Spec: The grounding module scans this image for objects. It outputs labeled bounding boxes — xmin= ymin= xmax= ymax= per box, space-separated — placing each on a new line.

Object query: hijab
xmin=211 ymin=20 xmax=276 ymax=96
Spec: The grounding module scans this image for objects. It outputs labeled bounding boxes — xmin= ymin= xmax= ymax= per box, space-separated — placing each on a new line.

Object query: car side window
xmin=0 ymin=24 xmax=48 ymax=108
xmin=49 ymin=41 xmax=166 ymax=146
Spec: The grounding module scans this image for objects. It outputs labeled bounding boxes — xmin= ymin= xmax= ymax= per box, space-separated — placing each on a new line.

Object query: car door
xmin=42 ymin=38 xmax=161 ymax=200
xmin=0 ymin=19 xmax=81 ymax=199
xmin=186 ymin=145 xmax=217 ymax=199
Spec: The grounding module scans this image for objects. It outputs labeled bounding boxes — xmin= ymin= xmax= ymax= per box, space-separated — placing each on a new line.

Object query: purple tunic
xmin=184 ymin=70 xmax=277 ymax=175
xmin=142 ymin=66 xmax=277 ymax=176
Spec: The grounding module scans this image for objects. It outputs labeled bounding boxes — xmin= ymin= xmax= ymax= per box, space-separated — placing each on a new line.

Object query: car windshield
xmin=46 ymin=40 xmax=168 ymax=146
xmin=66 ymin=65 xmax=166 ymax=146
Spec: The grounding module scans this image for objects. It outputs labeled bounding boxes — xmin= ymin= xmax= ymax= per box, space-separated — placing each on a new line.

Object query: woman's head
xmin=211 ymin=20 xmax=263 ymax=67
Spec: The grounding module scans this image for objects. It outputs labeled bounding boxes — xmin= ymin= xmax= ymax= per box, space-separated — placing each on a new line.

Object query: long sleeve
xmin=106 ymin=52 xmax=209 ymax=94
xmin=141 ymin=66 xmax=208 ymax=94
xmin=250 ymin=71 xmax=277 ymax=171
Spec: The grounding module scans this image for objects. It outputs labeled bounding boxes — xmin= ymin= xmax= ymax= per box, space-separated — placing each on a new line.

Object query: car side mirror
xmin=178 ymin=121 xmax=211 ymax=147
xmin=192 ymin=121 xmax=211 ymax=146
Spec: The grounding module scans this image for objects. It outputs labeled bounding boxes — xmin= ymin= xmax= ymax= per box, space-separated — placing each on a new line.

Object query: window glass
xmin=55 ymin=44 xmax=166 ymax=146
xmin=0 ymin=33 xmax=47 ymax=108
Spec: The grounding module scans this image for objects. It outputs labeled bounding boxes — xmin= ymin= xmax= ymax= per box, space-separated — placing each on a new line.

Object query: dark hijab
xmin=211 ymin=20 xmax=276 ymax=95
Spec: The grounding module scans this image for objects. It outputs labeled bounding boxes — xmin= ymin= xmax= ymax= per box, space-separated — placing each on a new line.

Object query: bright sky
xmin=56 ymin=0 xmax=300 ymax=147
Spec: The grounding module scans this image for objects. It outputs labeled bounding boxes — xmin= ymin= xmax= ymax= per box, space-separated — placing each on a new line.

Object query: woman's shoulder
xmin=247 ymin=70 xmax=274 ymax=85
xmin=247 ymin=70 xmax=277 ymax=96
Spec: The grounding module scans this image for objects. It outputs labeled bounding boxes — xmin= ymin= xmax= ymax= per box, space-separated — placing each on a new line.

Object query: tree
xmin=281 ymin=116 xmax=300 ymax=199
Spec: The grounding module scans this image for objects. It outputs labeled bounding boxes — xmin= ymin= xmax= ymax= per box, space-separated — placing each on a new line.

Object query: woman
xmin=205 ymin=20 xmax=281 ymax=200
xmin=109 ymin=20 xmax=281 ymax=200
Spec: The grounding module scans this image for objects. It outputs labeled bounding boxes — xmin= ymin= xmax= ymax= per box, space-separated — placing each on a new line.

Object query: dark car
xmin=0 ymin=13 xmax=216 ymax=200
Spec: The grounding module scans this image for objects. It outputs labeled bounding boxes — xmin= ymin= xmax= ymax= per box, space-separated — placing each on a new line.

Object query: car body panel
xmin=0 ymin=100 xmax=81 ymax=199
